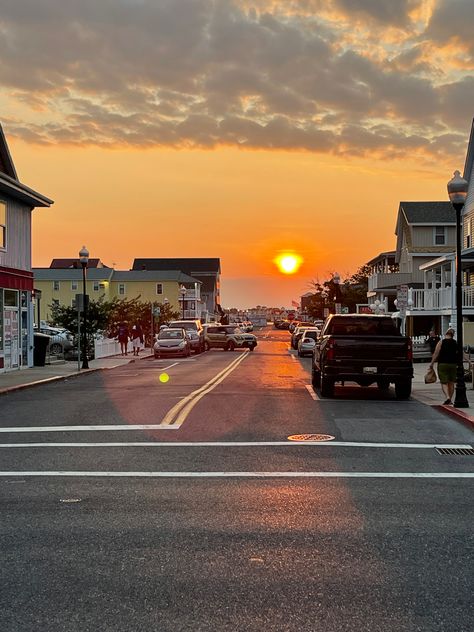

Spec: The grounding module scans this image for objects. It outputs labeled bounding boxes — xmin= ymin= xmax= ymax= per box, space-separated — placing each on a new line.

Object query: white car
xmin=297 ymin=330 xmax=320 ymax=357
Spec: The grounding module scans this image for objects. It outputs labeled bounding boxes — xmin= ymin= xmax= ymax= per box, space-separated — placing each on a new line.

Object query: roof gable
xmin=132 ymin=258 xmax=221 ymax=274
xmin=0 ymin=125 xmax=18 ymax=180
xmin=463 ymin=118 xmax=474 ymax=183
xmin=399 ymin=201 xmax=455 ymax=224
xmin=49 ymin=258 xmax=108 ymax=269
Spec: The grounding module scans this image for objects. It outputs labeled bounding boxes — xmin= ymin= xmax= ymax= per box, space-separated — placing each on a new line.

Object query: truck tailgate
xmin=332 ymin=336 xmax=409 ymax=361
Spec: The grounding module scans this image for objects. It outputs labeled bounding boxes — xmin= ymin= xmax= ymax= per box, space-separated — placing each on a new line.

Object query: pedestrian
xmin=429 ymin=328 xmax=458 ymax=405
xmin=131 ymin=323 xmax=144 ymax=357
xmin=117 ymin=321 xmax=130 ymax=356
xmin=426 ymin=328 xmax=440 ymax=356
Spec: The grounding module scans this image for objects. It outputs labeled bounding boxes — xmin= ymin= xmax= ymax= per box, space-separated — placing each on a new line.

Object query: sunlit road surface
xmin=0 ymin=327 xmax=473 ymax=631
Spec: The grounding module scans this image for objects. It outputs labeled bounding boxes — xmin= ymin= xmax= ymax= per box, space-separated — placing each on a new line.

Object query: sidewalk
xmin=0 ymin=349 xmax=153 ymax=396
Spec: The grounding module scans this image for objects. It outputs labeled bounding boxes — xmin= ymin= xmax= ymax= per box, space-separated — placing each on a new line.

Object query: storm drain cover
xmin=288 ymin=434 xmax=335 ymax=442
xmin=436 ymin=448 xmax=474 ymax=456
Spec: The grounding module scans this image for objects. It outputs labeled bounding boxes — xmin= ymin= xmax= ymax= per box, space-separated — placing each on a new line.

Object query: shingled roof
xmin=399 ymin=201 xmax=455 ymax=224
xmin=50 ymin=258 xmax=108 ymax=269
xmin=132 ymin=258 xmax=221 ymax=273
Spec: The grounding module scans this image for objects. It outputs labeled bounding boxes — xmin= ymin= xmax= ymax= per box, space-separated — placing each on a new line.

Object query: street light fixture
xmin=447 ymin=170 xmax=469 ymax=408
xmin=179 ymin=285 xmax=187 ymax=319
xmin=79 ymin=245 xmax=89 ymax=370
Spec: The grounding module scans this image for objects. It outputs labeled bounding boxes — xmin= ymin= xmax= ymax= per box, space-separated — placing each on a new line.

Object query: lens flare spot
xmin=274 ymin=252 xmax=303 ymax=275
xmin=159 ymin=372 xmax=170 ymax=383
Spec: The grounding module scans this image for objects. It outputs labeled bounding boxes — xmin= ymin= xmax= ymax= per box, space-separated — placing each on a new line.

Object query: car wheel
xmin=249 ymin=345 xmax=255 ymax=351
xmin=227 ymin=341 xmax=235 ymax=351
xmin=395 ymin=379 xmax=412 ymax=400
xmin=320 ymin=373 xmax=334 ymax=398
xmin=311 ymin=366 xmax=321 ymax=388
xmin=297 ymin=349 xmax=302 ymax=357
xmin=154 ymin=353 xmax=160 ymax=359
xmin=49 ymin=343 xmax=63 ymax=355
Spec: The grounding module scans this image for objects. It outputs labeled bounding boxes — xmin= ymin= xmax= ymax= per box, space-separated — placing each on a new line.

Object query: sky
xmin=1 ymin=0 xmax=474 ymax=308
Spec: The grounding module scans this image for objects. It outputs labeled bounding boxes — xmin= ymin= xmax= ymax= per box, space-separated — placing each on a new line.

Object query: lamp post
xmin=34 ymin=289 xmax=42 ymax=328
xmin=79 ymin=246 xmax=89 ymax=369
xmin=179 ymin=285 xmax=186 ymax=319
xmin=447 ymin=170 xmax=469 ymax=408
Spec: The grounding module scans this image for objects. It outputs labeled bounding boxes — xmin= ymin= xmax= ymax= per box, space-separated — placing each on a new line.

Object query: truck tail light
xmin=326 ymin=340 xmax=335 ymax=360
xmin=407 ymin=339 xmax=413 ymax=362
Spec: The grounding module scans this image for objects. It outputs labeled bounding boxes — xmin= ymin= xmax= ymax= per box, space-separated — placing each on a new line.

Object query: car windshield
xmin=159 ymin=330 xmax=184 ymax=340
xmin=224 ymin=327 xmax=240 ymax=334
xmin=170 ymin=322 xmax=197 ymax=331
xmin=303 ymin=331 xmax=318 ymax=341
xmin=326 ymin=317 xmax=400 ymax=336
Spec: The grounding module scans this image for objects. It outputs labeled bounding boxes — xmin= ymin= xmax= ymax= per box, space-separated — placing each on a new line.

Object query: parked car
xmin=38 ymin=326 xmax=75 ymax=356
xmin=244 ymin=320 xmax=253 ymax=332
xmin=204 ymin=324 xmax=257 ymax=351
xmin=291 ymin=325 xmax=318 ymax=349
xmin=311 ymin=314 xmax=413 ymax=399
xmin=297 ymin=330 xmax=319 ymax=357
xmin=168 ymin=320 xmax=205 ymax=353
xmin=153 ymin=328 xmax=191 ymax=358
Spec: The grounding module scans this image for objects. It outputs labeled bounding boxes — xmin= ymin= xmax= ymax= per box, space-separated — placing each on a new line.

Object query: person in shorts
xmin=130 ymin=324 xmax=144 ymax=357
xmin=429 ymin=328 xmax=458 ymax=405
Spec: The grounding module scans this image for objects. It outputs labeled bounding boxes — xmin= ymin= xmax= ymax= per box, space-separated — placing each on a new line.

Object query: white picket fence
xmin=94 ymin=336 xmax=121 ymax=359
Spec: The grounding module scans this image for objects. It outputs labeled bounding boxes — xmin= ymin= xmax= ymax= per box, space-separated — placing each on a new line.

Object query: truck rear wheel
xmin=311 ymin=366 xmax=321 ymax=388
xmin=320 ymin=374 xmax=334 ymax=398
xmin=395 ymin=379 xmax=412 ymax=399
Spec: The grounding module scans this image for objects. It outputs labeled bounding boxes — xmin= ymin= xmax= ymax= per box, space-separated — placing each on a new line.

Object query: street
xmin=0 ymin=326 xmax=473 ymax=632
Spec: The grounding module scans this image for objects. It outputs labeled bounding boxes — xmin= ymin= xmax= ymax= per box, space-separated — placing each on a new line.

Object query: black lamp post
xmin=179 ymin=285 xmax=186 ymax=319
xmin=34 ymin=289 xmax=42 ymax=328
xmin=79 ymin=246 xmax=89 ymax=369
xmin=447 ymin=170 xmax=469 ymax=408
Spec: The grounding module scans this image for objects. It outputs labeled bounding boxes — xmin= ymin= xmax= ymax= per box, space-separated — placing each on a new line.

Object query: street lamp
xmin=79 ymin=245 xmax=89 ymax=369
xmin=179 ymin=285 xmax=187 ymax=319
xmin=447 ymin=170 xmax=469 ymax=408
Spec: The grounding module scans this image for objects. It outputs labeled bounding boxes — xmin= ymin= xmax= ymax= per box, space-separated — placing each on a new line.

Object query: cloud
xmin=0 ymin=0 xmax=471 ymax=161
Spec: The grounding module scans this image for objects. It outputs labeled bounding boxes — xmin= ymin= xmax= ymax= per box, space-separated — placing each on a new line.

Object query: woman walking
xmin=117 ymin=321 xmax=130 ymax=356
xmin=130 ymin=324 xmax=144 ymax=357
xmin=429 ymin=328 xmax=458 ymax=405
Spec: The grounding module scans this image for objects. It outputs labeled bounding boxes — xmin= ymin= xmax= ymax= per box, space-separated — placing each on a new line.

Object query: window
xmin=71 ymin=298 xmax=77 ymax=308
xmin=52 ymin=299 xmax=59 ymax=307
xmin=0 ymin=201 xmax=6 ymax=249
xmin=71 ymin=281 xmax=78 ymax=291
xmin=93 ymin=281 xmax=99 ymax=292
xmin=434 ymin=226 xmax=446 ymax=245
xmin=53 ymin=281 xmax=60 ymax=291
xmin=156 ymin=283 xmax=163 ymax=295
xmin=466 ymin=218 xmax=472 ymax=249
xmin=118 ymin=283 xmax=125 ymax=295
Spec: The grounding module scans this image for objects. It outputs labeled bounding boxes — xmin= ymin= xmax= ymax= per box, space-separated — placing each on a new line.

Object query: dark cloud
xmin=0 ymin=0 xmax=471 ymax=161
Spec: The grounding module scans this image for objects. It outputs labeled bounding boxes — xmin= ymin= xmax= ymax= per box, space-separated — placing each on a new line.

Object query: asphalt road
xmin=0 ymin=326 xmax=473 ymax=631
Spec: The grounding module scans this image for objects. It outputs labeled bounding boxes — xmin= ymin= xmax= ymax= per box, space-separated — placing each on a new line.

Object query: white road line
xmin=305 ymin=384 xmax=318 ymax=400
xmin=161 ymin=362 xmax=179 ymax=371
xmin=0 ymin=441 xmax=470 ymax=448
xmin=0 ymin=425 xmax=180 ymax=433
xmin=0 ymin=471 xmax=472 ymax=478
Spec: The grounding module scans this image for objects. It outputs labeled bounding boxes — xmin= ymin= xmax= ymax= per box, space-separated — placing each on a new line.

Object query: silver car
xmin=154 ymin=328 xmax=191 ymax=358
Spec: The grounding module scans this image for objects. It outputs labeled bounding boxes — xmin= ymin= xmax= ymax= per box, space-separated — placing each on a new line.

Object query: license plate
xmin=363 ymin=366 xmax=377 ymax=374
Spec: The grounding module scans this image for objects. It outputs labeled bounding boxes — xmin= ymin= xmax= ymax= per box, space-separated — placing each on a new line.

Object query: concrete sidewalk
xmin=0 ymin=350 xmax=153 ymax=395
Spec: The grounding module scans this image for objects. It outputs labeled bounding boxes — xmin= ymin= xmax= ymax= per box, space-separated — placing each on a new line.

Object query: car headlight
xmin=178 ymin=341 xmax=186 ymax=347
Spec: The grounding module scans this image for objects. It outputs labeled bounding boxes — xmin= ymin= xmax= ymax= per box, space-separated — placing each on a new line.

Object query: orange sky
xmin=2 ymin=0 xmax=472 ymax=308
xmin=13 ymin=138 xmax=455 ymax=308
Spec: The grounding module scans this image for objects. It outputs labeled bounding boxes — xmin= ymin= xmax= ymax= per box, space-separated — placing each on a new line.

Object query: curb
xmin=433 ymin=404 xmax=474 ymax=431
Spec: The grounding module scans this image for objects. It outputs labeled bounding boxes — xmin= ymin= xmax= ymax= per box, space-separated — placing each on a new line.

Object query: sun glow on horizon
xmin=274 ymin=252 xmax=303 ymax=275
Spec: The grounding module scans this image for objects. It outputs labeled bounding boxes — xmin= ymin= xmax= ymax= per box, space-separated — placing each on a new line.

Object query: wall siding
xmin=0 ymin=195 xmax=32 ymax=270
xmin=463 ymin=157 xmax=474 ymax=248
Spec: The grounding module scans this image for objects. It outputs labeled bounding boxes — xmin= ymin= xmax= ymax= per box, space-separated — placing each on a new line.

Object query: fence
xmin=94 ymin=336 xmax=121 ymax=359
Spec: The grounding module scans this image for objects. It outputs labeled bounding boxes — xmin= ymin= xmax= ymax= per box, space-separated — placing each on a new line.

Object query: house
xmin=33 ymin=260 xmax=203 ymax=321
xmin=367 ymin=201 xmax=456 ymax=335
xmin=0 ymin=125 xmax=53 ymax=372
xmin=403 ymin=118 xmax=474 ymax=335
xmin=132 ymin=258 xmax=221 ymax=321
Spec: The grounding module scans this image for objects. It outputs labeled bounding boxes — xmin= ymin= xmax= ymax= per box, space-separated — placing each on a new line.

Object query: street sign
xmin=153 ymin=307 xmax=161 ymax=317
xmin=341 ymin=306 xmax=349 ymax=314
xmin=75 ymin=294 xmax=89 ymax=312
xmin=335 ymin=303 xmax=342 ymax=314
xmin=396 ymin=285 xmax=408 ymax=316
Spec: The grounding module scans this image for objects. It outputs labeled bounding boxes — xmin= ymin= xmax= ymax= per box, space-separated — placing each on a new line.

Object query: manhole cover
xmin=288 ymin=434 xmax=335 ymax=442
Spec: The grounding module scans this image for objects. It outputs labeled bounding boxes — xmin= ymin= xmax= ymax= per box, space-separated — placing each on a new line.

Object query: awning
xmin=0 ymin=266 xmax=34 ymax=291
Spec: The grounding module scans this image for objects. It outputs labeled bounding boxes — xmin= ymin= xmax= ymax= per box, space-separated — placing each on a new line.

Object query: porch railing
xmin=409 ymin=286 xmax=474 ymax=311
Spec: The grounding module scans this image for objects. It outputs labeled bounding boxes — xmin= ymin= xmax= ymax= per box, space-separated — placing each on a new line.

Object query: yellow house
xmin=33 ymin=260 xmax=203 ymax=323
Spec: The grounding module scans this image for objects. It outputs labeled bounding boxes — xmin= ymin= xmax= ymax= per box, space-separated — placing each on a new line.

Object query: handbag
xmin=424 ymin=366 xmax=437 ymax=384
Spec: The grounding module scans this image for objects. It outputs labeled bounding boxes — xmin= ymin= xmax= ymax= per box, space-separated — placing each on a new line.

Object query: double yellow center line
xmin=161 ymin=351 xmax=249 ymax=427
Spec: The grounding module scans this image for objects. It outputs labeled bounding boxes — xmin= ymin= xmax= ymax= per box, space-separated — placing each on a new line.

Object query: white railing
xmin=409 ymin=286 xmax=474 ymax=311
xmin=94 ymin=336 xmax=121 ymax=359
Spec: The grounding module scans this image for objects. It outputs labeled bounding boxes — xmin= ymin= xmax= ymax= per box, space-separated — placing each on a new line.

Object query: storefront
xmin=0 ymin=268 xmax=34 ymax=372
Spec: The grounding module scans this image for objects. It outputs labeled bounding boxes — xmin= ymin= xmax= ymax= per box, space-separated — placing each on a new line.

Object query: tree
xmin=106 ymin=297 xmax=180 ymax=345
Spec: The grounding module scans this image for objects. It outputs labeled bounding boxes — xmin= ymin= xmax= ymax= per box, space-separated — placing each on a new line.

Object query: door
xmin=4 ymin=308 xmax=20 ymax=370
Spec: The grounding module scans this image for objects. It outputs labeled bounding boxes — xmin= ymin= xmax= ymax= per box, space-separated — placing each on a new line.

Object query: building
xmin=132 ymin=258 xmax=221 ymax=321
xmin=0 ymin=125 xmax=53 ymax=372
xmin=33 ymin=259 xmax=203 ymax=322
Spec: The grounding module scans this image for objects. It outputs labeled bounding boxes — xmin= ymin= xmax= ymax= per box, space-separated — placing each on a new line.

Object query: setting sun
xmin=274 ymin=253 xmax=303 ymax=275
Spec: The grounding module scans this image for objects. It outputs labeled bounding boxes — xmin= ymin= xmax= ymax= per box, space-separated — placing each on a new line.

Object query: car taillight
xmin=326 ymin=340 xmax=335 ymax=360
xmin=407 ymin=339 xmax=413 ymax=362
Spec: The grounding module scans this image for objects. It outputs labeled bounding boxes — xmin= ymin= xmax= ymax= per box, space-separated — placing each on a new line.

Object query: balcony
xmin=408 ymin=287 xmax=474 ymax=311
xmin=368 ymin=272 xmax=413 ymax=292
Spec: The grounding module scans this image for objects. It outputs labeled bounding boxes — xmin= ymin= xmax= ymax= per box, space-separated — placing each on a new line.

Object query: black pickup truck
xmin=311 ymin=314 xmax=413 ymax=399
